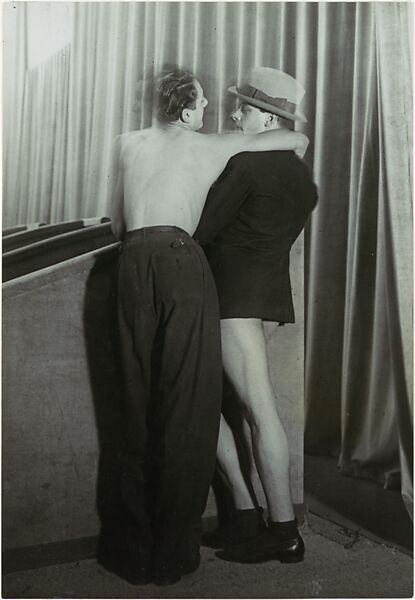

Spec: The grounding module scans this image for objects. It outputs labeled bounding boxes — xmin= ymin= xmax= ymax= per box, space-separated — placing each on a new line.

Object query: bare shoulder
xmin=116 ymin=129 xmax=151 ymax=150
xmin=118 ymin=129 xmax=150 ymax=139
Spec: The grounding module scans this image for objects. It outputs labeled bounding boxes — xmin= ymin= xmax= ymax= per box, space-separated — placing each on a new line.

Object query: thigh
xmin=262 ymin=320 xmax=280 ymax=341
xmin=220 ymin=318 xmax=271 ymax=403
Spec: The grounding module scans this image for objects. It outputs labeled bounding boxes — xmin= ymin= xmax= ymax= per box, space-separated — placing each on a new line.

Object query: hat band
xmin=238 ymin=84 xmax=296 ymax=115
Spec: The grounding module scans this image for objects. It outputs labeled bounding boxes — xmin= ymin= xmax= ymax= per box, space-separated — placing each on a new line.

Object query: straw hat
xmin=228 ymin=67 xmax=307 ymax=123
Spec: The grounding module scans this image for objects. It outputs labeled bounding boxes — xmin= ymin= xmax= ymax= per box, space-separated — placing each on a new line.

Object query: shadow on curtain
xmin=3 ymin=2 xmax=412 ymax=515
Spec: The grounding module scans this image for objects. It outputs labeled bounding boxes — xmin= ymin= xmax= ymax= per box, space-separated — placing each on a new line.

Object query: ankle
xmin=268 ymin=518 xmax=299 ymax=540
xmin=234 ymin=507 xmax=263 ymax=518
xmin=234 ymin=503 xmax=256 ymax=512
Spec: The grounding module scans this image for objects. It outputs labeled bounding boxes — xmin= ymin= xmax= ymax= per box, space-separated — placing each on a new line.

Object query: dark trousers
xmin=117 ymin=226 xmax=222 ymax=574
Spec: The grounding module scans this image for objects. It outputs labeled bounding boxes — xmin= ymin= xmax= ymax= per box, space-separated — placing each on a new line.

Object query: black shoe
xmin=152 ymin=552 xmax=201 ymax=586
xmin=99 ymin=555 xmax=151 ymax=585
xmin=97 ymin=522 xmax=152 ymax=585
xmin=202 ymin=508 xmax=267 ymax=549
xmin=216 ymin=529 xmax=305 ymax=564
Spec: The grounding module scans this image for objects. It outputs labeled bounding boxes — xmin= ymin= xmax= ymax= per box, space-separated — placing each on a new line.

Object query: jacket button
xmin=171 ymin=239 xmax=185 ymax=248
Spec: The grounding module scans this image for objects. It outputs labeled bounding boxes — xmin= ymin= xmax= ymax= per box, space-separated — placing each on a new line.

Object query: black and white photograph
xmin=2 ymin=1 xmax=413 ymax=598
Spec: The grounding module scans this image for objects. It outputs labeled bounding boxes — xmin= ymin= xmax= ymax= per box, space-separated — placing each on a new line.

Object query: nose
xmin=231 ymin=108 xmax=242 ymax=122
xmin=202 ymin=97 xmax=208 ymax=108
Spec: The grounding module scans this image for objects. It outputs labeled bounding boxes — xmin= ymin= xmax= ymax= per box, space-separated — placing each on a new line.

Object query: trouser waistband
xmin=125 ymin=226 xmax=190 ymax=241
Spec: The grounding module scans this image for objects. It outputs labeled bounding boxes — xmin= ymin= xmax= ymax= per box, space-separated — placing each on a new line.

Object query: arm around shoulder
xmin=249 ymin=129 xmax=309 ymax=157
xmin=216 ymin=129 xmax=309 ymax=161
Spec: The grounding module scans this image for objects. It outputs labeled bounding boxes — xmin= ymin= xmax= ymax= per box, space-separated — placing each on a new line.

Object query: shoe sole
xmin=278 ymin=553 xmax=304 ymax=564
xmin=203 ymin=535 xmax=262 ymax=550
xmin=217 ymin=551 xmax=305 ymax=565
xmin=246 ymin=553 xmax=305 ymax=565
xmin=98 ymin=560 xmax=150 ymax=585
xmin=152 ymin=559 xmax=200 ymax=585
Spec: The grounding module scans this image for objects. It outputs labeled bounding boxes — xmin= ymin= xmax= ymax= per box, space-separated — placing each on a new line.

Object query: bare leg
xmin=204 ymin=413 xmax=265 ymax=549
xmin=241 ymin=416 xmax=264 ymax=502
xmin=221 ymin=318 xmax=295 ymax=523
xmin=216 ymin=414 xmax=255 ymax=510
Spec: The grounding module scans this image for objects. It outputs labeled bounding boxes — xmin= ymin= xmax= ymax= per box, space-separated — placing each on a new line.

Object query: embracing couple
xmin=107 ymin=66 xmax=318 ymax=585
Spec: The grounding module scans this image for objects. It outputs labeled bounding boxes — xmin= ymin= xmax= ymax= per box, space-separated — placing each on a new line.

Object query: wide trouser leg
xmin=116 ymin=252 xmax=158 ymax=577
xmin=150 ymin=243 xmax=222 ymax=576
xmin=117 ymin=233 xmax=222 ymax=581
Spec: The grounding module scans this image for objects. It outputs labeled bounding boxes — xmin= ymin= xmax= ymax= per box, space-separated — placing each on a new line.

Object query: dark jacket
xmin=194 ymin=150 xmax=318 ymax=322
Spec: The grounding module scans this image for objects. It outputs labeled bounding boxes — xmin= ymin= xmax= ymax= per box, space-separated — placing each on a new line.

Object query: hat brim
xmin=228 ymin=86 xmax=307 ymax=123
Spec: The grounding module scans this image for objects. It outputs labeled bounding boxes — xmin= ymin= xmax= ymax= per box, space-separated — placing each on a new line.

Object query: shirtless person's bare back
xmin=110 ymin=77 xmax=307 ymax=239
xmin=107 ymin=70 xmax=308 ymax=587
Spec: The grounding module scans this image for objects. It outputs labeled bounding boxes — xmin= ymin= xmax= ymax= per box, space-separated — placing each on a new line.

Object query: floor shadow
xmin=305 ymin=454 xmax=413 ymax=552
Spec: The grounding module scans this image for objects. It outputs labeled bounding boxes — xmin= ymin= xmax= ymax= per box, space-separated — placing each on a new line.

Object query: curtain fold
xmin=305 ymin=2 xmax=361 ymax=454
xmin=305 ymin=3 xmax=412 ymax=513
xmin=3 ymin=2 xmax=413 ymax=511
xmin=3 ymin=3 xmax=28 ymax=226
xmin=375 ymin=2 xmax=413 ymax=512
xmin=17 ymin=48 xmax=71 ymax=225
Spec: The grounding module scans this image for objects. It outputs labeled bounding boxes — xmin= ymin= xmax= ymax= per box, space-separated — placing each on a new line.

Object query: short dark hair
xmin=154 ymin=70 xmax=198 ymax=123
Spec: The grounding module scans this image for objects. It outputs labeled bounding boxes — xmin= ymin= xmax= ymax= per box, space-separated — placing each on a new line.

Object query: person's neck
xmin=251 ymin=123 xmax=282 ymax=135
xmin=167 ymin=120 xmax=194 ymax=132
xmin=264 ymin=124 xmax=284 ymax=133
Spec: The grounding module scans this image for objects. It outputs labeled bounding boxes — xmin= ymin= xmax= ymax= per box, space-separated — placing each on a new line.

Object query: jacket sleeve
xmin=194 ymin=154 xmax=252 ymax=245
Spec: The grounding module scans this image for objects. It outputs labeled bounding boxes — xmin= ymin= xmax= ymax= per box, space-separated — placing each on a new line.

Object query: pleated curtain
xmin=3 ymin=2 xmax=413 ymax=513
xmin=304 ymin=2 xmax=413 ymax=515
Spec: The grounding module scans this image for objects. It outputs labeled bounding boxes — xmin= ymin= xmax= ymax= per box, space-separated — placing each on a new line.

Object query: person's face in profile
xmin=187 ymin=80 xmax=208 ymax=130
xmin=231 ymin=103 xmax=269 ymax=135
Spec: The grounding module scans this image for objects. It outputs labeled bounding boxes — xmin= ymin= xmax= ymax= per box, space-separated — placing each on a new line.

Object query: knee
xmin=241 ymin=396 xmax=282 ymax=437
xmin=241 ymin=401 xmax=267 ymax=434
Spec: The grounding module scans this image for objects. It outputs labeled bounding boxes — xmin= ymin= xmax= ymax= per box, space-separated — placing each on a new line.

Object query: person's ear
xmin=181 ymin=108 xmax=192 ymax=123
xmin=264 ymin=113 xmax=277 ymax=128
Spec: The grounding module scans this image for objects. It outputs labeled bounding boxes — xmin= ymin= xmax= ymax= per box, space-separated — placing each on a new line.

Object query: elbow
xmin=295 ymin=132 xmax=309 ymax=159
